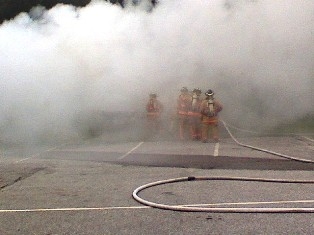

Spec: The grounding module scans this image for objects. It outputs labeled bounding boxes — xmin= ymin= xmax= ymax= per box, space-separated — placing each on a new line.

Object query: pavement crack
xmin=0 ymin=167 xmax=45 ymax=191
xmin=0 ymin=176 xmax=22 ymax=190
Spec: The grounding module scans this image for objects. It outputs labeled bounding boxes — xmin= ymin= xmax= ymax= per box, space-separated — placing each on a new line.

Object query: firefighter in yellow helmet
xmin=200 ymin=89 xmax=223 ymax=143
xmin=177 ymin=87 xmax=192 ymax=140
xmin=146 ymin=93 xmax=163 ymax=139
xmin=187 ymin=88 xmax=203 ymax=140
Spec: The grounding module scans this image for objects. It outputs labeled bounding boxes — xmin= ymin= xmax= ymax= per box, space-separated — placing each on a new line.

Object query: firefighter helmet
xmin=193 ymin=88 xmax=202 ymax=94
xmin=205 ymin=89 xmax=214 ymax=96
xmin=149 ymin=93 xmax=157 ymax=98
xmin=180 ymin=87 xmax=188 ymax=92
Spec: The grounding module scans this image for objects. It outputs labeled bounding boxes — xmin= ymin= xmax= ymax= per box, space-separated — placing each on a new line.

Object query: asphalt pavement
xmin=0 ymin=135 xmax=313 ymax=234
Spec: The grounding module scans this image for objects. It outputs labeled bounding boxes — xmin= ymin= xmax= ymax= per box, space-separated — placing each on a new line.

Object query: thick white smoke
xmin=0 ymin=0 xmax=313 ymax=143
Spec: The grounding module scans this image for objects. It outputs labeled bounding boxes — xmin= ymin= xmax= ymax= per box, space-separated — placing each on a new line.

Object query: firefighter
xmin=177 ymin=87 xmax=192 ymax=140
xmin=200 ymin=89 xmax=223 ymax=143
xmin=146 ymin=93 xmax=163 ymax=139
xmin=188 ymin=88 xmax=203 ymax=140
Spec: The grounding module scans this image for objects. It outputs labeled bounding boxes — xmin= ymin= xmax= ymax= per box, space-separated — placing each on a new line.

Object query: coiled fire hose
xmin=133 ymin=176 xmax=314 ymax=213
xmin=133 ymin=121 xmax=314 ymax=213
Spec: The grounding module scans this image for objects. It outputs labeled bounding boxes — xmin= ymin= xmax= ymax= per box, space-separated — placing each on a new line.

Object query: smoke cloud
xmin=0 ymin=0 xmax=313 ymax=143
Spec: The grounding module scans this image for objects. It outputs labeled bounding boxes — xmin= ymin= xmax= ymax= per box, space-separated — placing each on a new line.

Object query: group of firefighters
xmin=145 ymin=87 xmax=223 ymax=143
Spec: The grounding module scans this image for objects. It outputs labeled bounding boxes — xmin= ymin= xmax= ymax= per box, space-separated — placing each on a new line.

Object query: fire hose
xmin=220 ymin=120 xmax=314 ymax=164
xmin=132 ymin=120 xmax=314 ymax=213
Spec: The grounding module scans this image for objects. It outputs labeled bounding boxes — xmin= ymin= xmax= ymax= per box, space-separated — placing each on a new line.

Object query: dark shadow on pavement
xmin=118 ymin=153 xmax=314 ymax=171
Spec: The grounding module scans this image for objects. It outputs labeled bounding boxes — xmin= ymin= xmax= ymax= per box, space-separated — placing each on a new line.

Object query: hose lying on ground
xmin=133 ymin=121 xmax=314 ymax=213
xmin=221 ymin=120 xmax=314 ymax=164
xmin=132 ymin=176 xmax=314 ymax=213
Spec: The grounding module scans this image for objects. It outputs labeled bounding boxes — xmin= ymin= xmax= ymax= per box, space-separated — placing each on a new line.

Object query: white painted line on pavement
xmin=300 ymin=136 xmax=314 ymax=150
xmin=118 ymin=142 xmax=144 ymax=160
xmin=15 ymin=144 xmax=68 ymax=163
xmin=1 ymin=200 xmax=313 ymax=213
xmin=214 ymin=143 xmax=219 ymax=157
xmin=0 ymin=206 xmax=149 ymax=213
xmin=302 ymin=136 xmax=314 ymax=142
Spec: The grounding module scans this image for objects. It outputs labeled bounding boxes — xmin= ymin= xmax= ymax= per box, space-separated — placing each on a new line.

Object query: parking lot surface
xmin=0 ymin=135 xmax=313 ymax=234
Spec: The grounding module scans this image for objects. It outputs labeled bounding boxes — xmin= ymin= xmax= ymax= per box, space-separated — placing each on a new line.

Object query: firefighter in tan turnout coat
xmin=200 ymin=89 xmax=223 ymax=143
xmin=177 ymin=87 xmax=192 ymax=140
xmin=146 ymin=93 xmax=163 ymax=139
xmin=188 ymin=88 xmax=202 ymax=140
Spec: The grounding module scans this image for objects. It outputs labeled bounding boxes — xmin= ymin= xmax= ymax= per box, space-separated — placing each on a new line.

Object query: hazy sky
xmin=0 ymin=0 xmax=313 ymax=143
